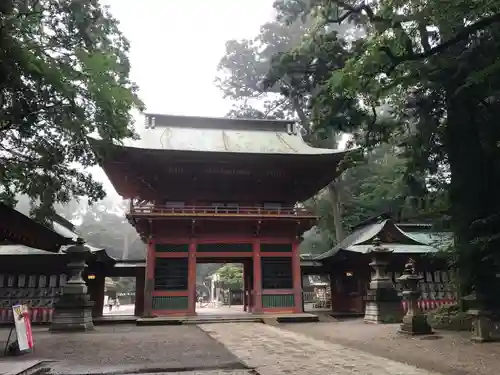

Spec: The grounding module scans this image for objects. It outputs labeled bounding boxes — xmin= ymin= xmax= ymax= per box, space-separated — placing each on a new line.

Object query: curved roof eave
xmin=0 ymin=203 xmax=74 ymax=253
xmin=355 ymin=219 xmax=423 ymax=246
xmin=88 ymin=129 xmax=354 ymax=157
xmin=314 ymin=219 xmax=435 ymax=260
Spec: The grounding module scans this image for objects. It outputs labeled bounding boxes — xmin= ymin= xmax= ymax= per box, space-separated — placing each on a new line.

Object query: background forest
xmin=3 ymin=0 xmax=500 ymax=304
xmin=8 ymin=0 xmax=453 ymax=280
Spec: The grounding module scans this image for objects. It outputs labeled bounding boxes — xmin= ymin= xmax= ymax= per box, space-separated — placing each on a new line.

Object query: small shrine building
xmin=0 ymin=204 xmax=145 ymax=323
xmin=313 ymin=214 xmax=455 ymax=315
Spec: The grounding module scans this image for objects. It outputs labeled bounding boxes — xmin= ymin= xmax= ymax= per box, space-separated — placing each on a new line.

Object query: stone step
xmin=0 ymin=360 xmax=51 ymax=375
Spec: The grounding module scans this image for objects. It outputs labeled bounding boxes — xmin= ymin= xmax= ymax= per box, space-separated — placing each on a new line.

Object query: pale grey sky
xmin=94 ymin=0 xmax=276 ymax=199
xmin=105 ymin=0 xmax=275 ymax=116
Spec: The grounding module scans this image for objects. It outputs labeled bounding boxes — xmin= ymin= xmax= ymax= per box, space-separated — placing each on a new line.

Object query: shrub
xmin=426 ymin=304 xmax=472 ymax=331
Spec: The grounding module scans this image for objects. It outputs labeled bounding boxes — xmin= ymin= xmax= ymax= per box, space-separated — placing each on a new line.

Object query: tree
xmin=278 ymin=0 xmax=500 ymax=305
xmin=77 ymin=197 xmax=145 ymax=260
xmin=216 ymin=16 xmax=309 ymax=121
xmin=216 ymin=264 xmax=243 ymax=288
xmin=217 ymin=13 xmax=361 ymax=242
xmin=299 ymin=227 xmax=332 ymax=255
xmin=300 ymin=144 xmax=449 ymax=255
xmin=0 ymin=0 xmax=143 ymax=223
xmin=15 ymin=194 xmax=82 ymax=222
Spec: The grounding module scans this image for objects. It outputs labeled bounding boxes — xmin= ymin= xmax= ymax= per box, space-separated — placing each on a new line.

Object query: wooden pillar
xmin=252 ymin=238 xmax=262 ymax=313
xmin=187 ymin=240 xmax=197 ymax=315
xmin=243 ymin=260 xmax=252 ymax=312
xmin=144 ymin=240 xmax=155 ymax=317
xmin=301 ymin=270 xmax=305 ymax=313
xmin=292 ymin=241 xmax=303 ymax=313
xmin=329 ymin=269 xmax=337 ymax=313
xmin=134 ymin=267 xmax=145 ymax=317
xmin=243 ymin=261 xmax=247 ymax=312
xmin=90 ymin=275 xmax=105 ymax=317
xmin=248 ymin=259 xmax=254 ymax=312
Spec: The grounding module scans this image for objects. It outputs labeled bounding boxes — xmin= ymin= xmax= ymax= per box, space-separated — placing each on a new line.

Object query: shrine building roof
xmin=0 ymin=203 xmax=74 ymax=252
xmin=92 ymin=114 xmax=352 ymax=202
xmin=127 ymin=113 xmax=347 ymax=155
xmin=0 ymin=243 xmax=116 ymax=266
xmin=315 ymin=218 xmax=453 ymax=260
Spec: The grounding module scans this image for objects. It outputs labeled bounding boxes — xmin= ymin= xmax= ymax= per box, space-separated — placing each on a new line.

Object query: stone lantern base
xmin=364 ymin=289 xmax=404 ymax=324
xmin=399 ymin=314 xmax=433 ymax=335
xmin=468 ymin=309 xmax=493 ymax=342
xmin=50 ymin=298 xmax=94 ymax=333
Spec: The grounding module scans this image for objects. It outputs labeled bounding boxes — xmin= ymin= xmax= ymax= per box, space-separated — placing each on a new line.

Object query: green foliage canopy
xmin=216 ymin=264 xmax=243 ymax=288
xmin=275 ymin=0 xmax=500 ymax=303
xmin=0 ymin=0 xmax=143 ymax=223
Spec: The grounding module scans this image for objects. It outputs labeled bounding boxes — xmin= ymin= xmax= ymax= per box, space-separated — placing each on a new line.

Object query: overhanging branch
xmin=381 ymin=13 xmax=500 ymax=70
xmin=326 ymin=2 xmax=500 ymax=73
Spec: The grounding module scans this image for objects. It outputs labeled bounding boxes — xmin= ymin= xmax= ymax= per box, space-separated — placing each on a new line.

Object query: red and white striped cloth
xmin=0 ymin=307 xmax=54 ymax=323
xmin=401 ymin=299 xmax=455 ymax=313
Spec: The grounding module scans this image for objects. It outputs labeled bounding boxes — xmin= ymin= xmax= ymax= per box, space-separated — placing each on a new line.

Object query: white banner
xmin=12 ymin=304 xmax=34 ymax=353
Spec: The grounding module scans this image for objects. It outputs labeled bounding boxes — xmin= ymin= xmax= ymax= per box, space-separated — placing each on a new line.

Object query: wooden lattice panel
xmin=154 ymin=258 xmax=188 ymax=291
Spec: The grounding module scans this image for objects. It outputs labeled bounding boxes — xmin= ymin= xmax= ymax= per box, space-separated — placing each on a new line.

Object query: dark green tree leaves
xmin=0 ymin=0 xmax=143 ymax=223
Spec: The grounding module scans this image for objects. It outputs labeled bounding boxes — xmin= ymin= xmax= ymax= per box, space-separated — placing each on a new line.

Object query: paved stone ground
xmin=120 ymin=372 xmax=252 ymax=375
xmin=102 ymin=304 xmax=135 ymax=316
xmin=9 ymin=325 xmax=243 ymax=375
xmin=199 ymin=323 xmax=442 ymax=375
xmin=4 ymin=321 xmax=496 ymax=375
xmin=282 ymin=319 xmax=500 ymax=375
xmin=0 ymin=359 xmax=46 ymax=375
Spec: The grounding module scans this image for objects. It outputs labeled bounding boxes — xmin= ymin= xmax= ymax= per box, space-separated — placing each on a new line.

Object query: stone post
xmin=467 ymin=293 xmax=493 ymax=342
xmin=397 ymin=259 xmax=433 ymax=335
xmin=50 ymin=238 xmax=94 ymax=332
xmin=364 ymin=238 xmax=403 ymax=324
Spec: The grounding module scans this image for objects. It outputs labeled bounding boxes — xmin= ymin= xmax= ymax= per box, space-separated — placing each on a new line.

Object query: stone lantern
xmin=467 ymin=292 xmax=494 ymax=342
xmin=50 ymin=238 xmax=94 ymax=332
xmin=364 ymin=237 xmax=403 ymax=324
xmin=397 ymin=259 xmax=433 ymax=335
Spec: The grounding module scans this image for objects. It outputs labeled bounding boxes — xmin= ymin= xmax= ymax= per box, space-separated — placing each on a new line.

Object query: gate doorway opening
xmin=102 ymin=276 xmax=137 ymax=316
xmin=196 ymin=260 xmax=252 ymax=315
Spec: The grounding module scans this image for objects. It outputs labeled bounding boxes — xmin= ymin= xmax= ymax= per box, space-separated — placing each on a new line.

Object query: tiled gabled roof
xmin=315 ymin=218 xmax=453 ymax=260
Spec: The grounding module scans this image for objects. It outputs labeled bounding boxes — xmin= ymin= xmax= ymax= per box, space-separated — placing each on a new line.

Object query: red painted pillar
xmin=188 ymin=240 xmax=197 ymax=315
xmin=243 ymin=261 xmax=247 ymax=312
xmin=144 ymin=240 xmax=155 ymax=317
xmin=292 ymin=241 xmax=303 ymax=313
xmin=134 ymin=267 xmax=145 ymax=317
xmin=252 ymin=238 xmax=262 ymax=313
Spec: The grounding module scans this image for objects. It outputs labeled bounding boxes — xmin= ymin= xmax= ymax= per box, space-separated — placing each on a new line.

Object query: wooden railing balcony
xmin=128 ymin=204 xmax=316 ymax=218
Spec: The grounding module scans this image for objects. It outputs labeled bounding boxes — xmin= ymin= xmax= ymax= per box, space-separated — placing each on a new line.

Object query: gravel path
xmin=200 ymin=322 xmax=442 ymax=375
xmin=281 ymin=319 xmax=500 ymax=375
xmin=20 ymin=325 xmax=243 ymax=374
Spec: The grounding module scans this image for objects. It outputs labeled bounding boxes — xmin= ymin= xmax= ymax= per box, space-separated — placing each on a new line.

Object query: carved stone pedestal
xmin=50 ymin=238 xmax=95 ymax=333
xmin=400 ymin=314 xmax=433 ymax=335
xmin=365 ymin=289 xmax=403 ymax=324
xmin=50 ymin=298 xmax=94 ymax=332
xmin=364 ymin=238 xmax=403 ymax=324
xmin=468 ymin=309 xmax=493 ymax=342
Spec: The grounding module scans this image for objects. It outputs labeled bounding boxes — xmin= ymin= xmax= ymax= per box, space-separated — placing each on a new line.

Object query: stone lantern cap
xmin=365 ymin=237 xmax=393 ymax=254
xmin=66 ymin=237 xmax=90 ymax=253
xmin=397 ymin=258 xmax=422 ymax=282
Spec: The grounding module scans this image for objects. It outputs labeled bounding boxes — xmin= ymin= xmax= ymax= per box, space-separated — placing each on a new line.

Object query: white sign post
xmin=12 ymin=304 xmax=34 ymax=353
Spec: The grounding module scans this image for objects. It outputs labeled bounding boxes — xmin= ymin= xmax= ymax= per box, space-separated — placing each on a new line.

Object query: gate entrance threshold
xmin=136 ymin=312 xmax=319 ymax=326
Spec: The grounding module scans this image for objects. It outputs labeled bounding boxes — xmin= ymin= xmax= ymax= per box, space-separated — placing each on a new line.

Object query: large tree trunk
xmin=328 ymin=181 xmax=344 ymax=242
xmin=328 ymin=129 xmax=345 ymax=243
xmin=290 ymin=93 xmax=345 ymax=243
xmin=444 ymin=90 xmax=500 ymax=307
